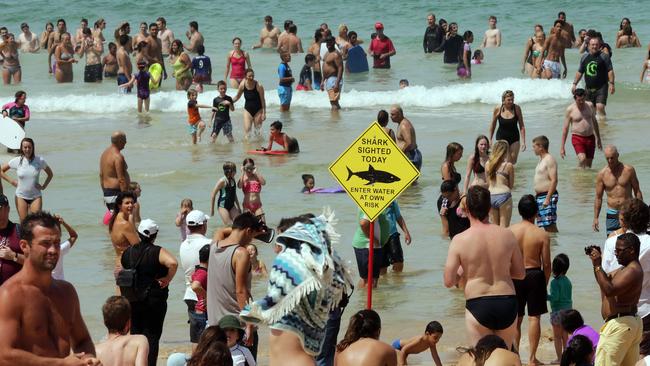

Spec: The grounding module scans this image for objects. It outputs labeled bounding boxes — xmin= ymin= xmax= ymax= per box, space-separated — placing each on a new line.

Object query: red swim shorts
xmin=571 ymin=134 xmax=596 ymax=159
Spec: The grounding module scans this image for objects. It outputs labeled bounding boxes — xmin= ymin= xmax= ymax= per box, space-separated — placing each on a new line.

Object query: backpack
xmin=116 ymin=245 xmax=151 ymax=303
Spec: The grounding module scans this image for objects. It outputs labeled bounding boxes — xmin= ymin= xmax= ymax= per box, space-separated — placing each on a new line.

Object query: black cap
xmin=0 ymin=194 xmax=9 ymax=207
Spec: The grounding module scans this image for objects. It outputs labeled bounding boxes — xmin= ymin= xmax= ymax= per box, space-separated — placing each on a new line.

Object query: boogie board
xmin=306 ymin=187 xmax=345 ymax=194
xmin=149 ymin=63 xmax=163 ymax=91
xmin=0 ymin=120 xmax=25 ymax=149
xmin=247 ymin=150 xmax=289 ymax=155
xmin=346 ymin=45 xmax=369 ymax=73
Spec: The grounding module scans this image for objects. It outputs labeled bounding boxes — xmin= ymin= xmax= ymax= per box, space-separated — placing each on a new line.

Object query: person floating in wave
xmin=261 ymin=120 xmax=299 ymax=153
xmin=399 ymin=79 xmax=409 ymax=89
xmin=301 ymin=174 xmax=315 ymax=193
xmin=118 ymin=60 xmax=151 ymax=113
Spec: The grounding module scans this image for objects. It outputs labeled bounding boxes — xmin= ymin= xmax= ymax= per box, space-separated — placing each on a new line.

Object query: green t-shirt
xmin=351 ymin=210 xmax=390 ymax=249
xmin=547 ymin=275 xmax=573 ymax=312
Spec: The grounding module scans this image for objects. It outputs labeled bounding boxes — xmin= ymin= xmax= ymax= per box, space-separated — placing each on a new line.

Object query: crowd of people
xmin=0 ymin=9 xmax=649 ymax=366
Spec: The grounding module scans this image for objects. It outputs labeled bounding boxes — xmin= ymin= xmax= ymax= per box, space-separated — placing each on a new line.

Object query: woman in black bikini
xmin=233 ymin=68 xmax=266 ymax=140
xmin=438 ymin=142 xmax=463 ymax=236
xmin=488 ymin=90 xmax=526 ymax=164
xmin=463 ymin=135 xmax=489 ymax=194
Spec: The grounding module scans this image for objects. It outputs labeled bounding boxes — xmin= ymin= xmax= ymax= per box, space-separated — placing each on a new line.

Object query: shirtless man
xmin=390 ymin=105 xmax=422 ymax=172
xmin=184 ymin=21 xmax=204 ymax=54
xmin=102 ymin=42 xmax=118 ymax=78
xmin=0 ymin=212 xmax=101 ymax=366
xmin=587 ymin=233 xmax=643 ymax=365
xmin=116 ymin=35 xmax=133 ymax=92
xmin=278 ymin=20 xmax=293 ymax=46
xmin=77 ymin=28 xmax=104 ymax=83
xmin=481 ymin=16 xmax=501 ymax=48
xmin=17 ymin=23 xmax=40 ymax=53
xmin=48 ymin=19 xmax=67 ymax=74
xmin=560 ymin=88 xmax=602 ymax=168
xmin=322 ymin=36 xmax=343 ymax=110
xmin=132 ymin=23 xmax=148 ymax=52
xmin=74 ymin=18 xmax=88 ymax=47
xmin=277 ymin=24 xmax=303 ymax=54
xmin=444 ymin=186 xmax=525 ymax=348
xmin=594 ymin=145 xmax=643 ymax=235
xmin=100 ymin=131 xmax=130 ymax=211
xmin=532 ymin=135 xmax=559 ymax=232
xmin=537 ymin=20 xmax=567 ymax=79
xmin=253 ymin=15 xmax=280 ymax=49
xmin=96 ymin=296 xmax=149 ymax=366
xmin=156 ymin=17 xmax=174 ymax=57
xmin=509 ymin=195 xmax=551 ymax=366
xmin=146 ymin=23 xmax=166 ymax=81
xmin=557 ymin=11 xmax=575 ymax=48
xmin=114 ymin=23 xmax=132 ymax=54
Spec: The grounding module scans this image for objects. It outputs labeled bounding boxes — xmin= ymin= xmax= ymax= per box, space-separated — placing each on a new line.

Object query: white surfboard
xmin=0 ymin=120 xmax=25 ymax=149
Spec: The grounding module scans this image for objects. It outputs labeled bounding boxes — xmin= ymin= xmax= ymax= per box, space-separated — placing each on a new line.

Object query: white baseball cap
xmin=186 ymin=210 xmax=209 ymax=226
xmin=138 ymin=219 xmax=159 ymax=237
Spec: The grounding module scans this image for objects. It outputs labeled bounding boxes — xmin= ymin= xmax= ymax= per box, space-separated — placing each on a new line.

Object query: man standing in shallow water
xmin=100 ymin=131 xmax=130 ymax=211
xmin=390 ymin=105 xmax=421 ymax=172
xmin=444 ymin=186 xmax=525 ymax=348
xmin=253 ymin=15 xmax=280 ymax=49
xmin=560 ymin=88 xmax=602 ymax=168
xmin=593 ymin=145 xmax=642 ymax=235
xmin=532 ymin=135 xmax=559 ymax=232
xmin=0 ymin=211 xmax=101 ymax=365
xmin=322 ymin=36 xmax=343 ymax=110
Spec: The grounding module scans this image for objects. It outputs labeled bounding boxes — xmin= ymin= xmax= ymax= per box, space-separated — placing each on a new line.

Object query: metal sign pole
xmin=367 ymin=220 xmax=374 ymax=309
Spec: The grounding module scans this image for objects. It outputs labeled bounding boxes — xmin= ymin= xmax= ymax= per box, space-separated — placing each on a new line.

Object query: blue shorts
xmin=278 ymin=86 xmax=292 ymax=106
xmin=606 ymin=208 xmax=620 ymax=235
xmin=117 ymin=73 xmax=131 ymax=93
xmin=187 ymin=124 xmax=198 ymax=135
xmin=536 ymin=191 xmax=559 ymax=227
xmin=406 ymin=148 xmax=422 ymax=171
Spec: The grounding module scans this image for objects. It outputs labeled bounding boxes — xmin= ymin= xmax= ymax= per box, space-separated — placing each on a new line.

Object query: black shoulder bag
xmin=116 ymin=245 xmax=150 ymax=302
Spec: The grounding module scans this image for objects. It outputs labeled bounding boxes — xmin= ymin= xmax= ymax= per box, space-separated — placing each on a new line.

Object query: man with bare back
xmin=390 ymin=105 xmax=421 ymax=172
xmin=253 ymin=15 xmax=280 ymax=49
xmin=510 ymin=195 xmax=551 ymax=366
xmin=100 ymin=131 xmax=130 ymax=211
xmin=0 ymin=212 xmax=101 ymax=366
xmin=594 ymin=145 xmax=643 ymax=235
xmin=96 ymin=296 xmax=149 ymax=366
xmin=560 ymin=88 xmax=602 ymax=168
xmin=184 ymin=21 xmax=204 ymax=53
xmin=277 ymin=24 xmax=303 ymax=54
xmin=444 ymin=185 xmax=525 ymax=348
xmin=117 ymin=35 xmax=133 ymax=93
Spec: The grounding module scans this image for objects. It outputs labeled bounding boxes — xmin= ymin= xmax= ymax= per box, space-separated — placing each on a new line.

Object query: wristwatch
xmin=594 ymin=266 xmax=602 ymax=273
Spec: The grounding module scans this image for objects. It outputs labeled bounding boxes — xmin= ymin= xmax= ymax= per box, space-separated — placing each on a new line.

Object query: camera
xmin=254 ymin=222 xmax=275 ymax=243
xmin=584 ymin=245 xmax=600 ymax=255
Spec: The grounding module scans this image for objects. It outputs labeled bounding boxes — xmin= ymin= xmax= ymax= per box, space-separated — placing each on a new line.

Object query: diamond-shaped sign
xmin=329 ymin=122 xmax=420 ymax=221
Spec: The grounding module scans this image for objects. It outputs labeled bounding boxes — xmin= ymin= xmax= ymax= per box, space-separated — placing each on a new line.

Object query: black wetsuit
xmin=423 ymin=25 xmax=444 ymax=53
xmin=435 ymin=34 xmax=463 ymax=63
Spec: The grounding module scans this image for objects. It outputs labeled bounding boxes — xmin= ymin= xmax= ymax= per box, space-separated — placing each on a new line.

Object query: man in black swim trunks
xmin=509 ymin=195 xmax=551 ymax=365
xmin=572 ymin=37 xmax=615 ymax=121
xmin=444 ymin=186 xmax=525 ymax=348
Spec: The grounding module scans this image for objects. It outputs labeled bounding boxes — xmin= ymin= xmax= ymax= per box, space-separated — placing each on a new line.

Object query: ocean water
xmin=1 ymin=1 xmax=650 ymax=364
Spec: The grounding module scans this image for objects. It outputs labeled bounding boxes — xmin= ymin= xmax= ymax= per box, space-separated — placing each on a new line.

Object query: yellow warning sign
xmin=329 ymin=122 xmax=420 ymax=221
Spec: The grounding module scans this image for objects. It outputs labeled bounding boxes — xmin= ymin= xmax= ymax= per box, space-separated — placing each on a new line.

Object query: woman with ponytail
xmin=457 ymin=334 xmax=521 ymax=366
xmin=335 ymin=309 xmax=397 ymax=365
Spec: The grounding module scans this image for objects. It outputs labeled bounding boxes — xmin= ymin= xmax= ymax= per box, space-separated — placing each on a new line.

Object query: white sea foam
xmin=19 ymin=78 xmax=571 ymax=114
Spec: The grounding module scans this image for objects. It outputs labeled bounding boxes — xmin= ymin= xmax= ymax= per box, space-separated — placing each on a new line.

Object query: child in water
xmin=210 ymin=80 xmax=235 ymax=143
xmin=548 ymin=253 xmax=573 ymax=363
xmin=118 ymin=60 xmax=151 ymax=112
xmin=175 ymin=198 xmax=193 ymax=241
xmin=210 ymin=161 xmax=241 ymax=226
xmin=247 ymin=243 xmax=268 ymax=277
xmin=399 ymin=79 xmax=409 ymax=89
xmin=186 ymin=89 xmax=213 ymax=144
xmin=457 ymin=31 xmax=473 ymax=79
xmin=238 ymin=158 xmax=266 ymax=221
xmin=264 ymin=120 xmax=299 ymax=153
xmin=392 ymin=321 xmax=444 ymax=366
xmin=301 ymin=174 xmax=315 ymax=193
xmin=297 ymin=54 xmax=316 ymax=91
xmin=471 ymin=49 xmax=484 ymax=64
